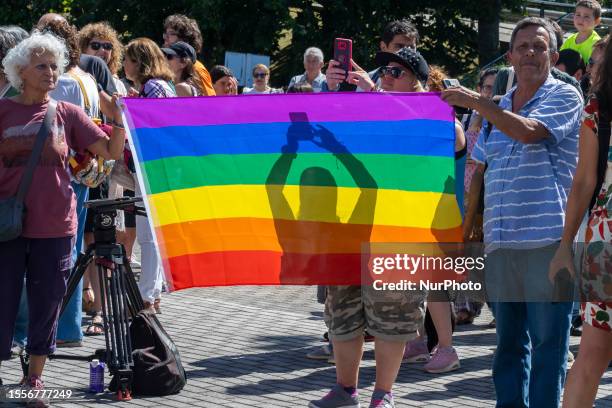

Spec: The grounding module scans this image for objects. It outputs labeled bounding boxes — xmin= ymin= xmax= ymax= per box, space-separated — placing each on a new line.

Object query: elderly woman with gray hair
xmin=288 ymin=46 xmax=326 ymax=92
xmin=0 ymin=32 xmax=124 ymax=398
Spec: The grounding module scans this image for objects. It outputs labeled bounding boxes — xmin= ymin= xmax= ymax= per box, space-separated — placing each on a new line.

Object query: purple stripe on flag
xmin=123 ymin=92 xmax=454 ymax=129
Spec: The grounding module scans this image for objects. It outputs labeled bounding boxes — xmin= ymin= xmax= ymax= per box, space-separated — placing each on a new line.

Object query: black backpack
xmin=111 ymin=310 xmax=187 ymax=396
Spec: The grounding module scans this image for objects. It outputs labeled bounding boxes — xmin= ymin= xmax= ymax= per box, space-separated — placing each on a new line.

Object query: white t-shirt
xmin=113 ymin=76 xmax=127 ymax=96
xmin=50 ymin=74 xmax=84 ymax=108
xmin=51 ymin=68 xmax=100 ymax=119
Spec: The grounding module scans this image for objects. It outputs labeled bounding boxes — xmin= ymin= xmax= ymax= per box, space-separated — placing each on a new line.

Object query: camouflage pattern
xmin=324 ymin=285 xmax=426 ymax=342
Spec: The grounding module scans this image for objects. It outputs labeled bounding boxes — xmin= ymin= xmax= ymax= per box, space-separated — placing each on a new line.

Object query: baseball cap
xmin=161 ymin=41 xmax=196 ymax=63
xmin=375 ymin=47 xmax=429 ymax=82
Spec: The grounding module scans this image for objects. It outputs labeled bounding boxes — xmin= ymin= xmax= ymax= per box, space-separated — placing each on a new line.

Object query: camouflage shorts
xmin=324 ymin=285 xmax=426 ymax=342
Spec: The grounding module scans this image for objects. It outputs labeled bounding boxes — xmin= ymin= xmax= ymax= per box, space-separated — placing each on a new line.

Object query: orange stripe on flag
xmin=157 ymin=218 xmax=462 ymax=259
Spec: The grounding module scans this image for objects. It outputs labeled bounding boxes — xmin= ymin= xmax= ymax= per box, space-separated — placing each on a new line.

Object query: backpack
xmin=110 ymin=310 xmax=187 ymax=396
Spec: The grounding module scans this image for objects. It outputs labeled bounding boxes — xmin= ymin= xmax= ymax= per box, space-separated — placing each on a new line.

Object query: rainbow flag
xmin=122 ymin=93 xmax=462 ymax=290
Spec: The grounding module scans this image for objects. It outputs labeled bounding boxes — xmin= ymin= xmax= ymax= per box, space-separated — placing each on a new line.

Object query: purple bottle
xmin=89 ymin=359 xmax=105 ymax=393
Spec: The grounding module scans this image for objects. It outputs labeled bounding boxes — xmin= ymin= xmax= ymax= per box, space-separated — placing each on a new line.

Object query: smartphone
xmin=442 ymin=78 xmax=469 ymax=114
xmin=333 ymin=38 xmax=353 ymax=77
xmin=442 ymin=78 xmax=461 ymax=89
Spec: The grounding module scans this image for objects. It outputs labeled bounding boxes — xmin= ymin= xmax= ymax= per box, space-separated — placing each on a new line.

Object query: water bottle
xmin=89 ymin=359 xmax=105 ymax=393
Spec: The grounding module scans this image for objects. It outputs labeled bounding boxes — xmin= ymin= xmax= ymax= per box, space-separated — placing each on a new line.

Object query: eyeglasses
xmin=89 ymin=41 xmax=113 ymax=51
xmin=379 ymin=66 xmax=406 ymax=79
xmin=253 ymin=72 xmax=267 ymax=79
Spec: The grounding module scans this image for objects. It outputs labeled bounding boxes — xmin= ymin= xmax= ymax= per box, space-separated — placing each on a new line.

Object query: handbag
xmin=67 ymin=72 xmax=114 ymax=187
xmin=0 ymin=99 xmax=57 ymax=242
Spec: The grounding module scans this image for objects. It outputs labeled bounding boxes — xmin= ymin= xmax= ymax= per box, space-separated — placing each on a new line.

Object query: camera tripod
xmin=21 ymin=197 xmax=148 ymax=400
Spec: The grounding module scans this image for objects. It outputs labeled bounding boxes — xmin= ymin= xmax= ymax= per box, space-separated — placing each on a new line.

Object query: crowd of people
xmin=0 ymin=1 xmax=610 ymax=407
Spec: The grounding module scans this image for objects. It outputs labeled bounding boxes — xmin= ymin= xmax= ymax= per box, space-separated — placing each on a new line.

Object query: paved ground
xmin=1 ymin=283 xmax=611 ymax=407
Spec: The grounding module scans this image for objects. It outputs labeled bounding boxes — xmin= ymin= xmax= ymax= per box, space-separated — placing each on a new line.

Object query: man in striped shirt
xmin=442 ymin=17 xmax=583 ymax=408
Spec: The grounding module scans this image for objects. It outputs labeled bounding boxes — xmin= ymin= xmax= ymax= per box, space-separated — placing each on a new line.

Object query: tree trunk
xmin=478 ymin=0 xmax=501 ymax=67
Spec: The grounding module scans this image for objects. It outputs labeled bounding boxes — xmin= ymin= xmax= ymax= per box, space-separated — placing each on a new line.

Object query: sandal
xmin=84 ymin=313 xmax=104 ymax=336
xmin=456 ymin=310 xmax=475 ymax=325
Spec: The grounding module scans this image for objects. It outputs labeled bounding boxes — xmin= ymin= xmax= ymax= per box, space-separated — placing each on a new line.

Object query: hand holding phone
xmin=333 ymin=38 xmax=353 ymax=78
xmin=442 ymin=78 xmax=469 ymax=115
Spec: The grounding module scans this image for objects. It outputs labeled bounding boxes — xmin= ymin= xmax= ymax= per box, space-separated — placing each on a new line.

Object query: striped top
xmin=472 ymin=75 xmax=583 ymax=252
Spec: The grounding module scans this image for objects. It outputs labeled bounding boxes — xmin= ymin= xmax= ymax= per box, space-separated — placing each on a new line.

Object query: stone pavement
xmin=2 ymin=285 xmax=611 ymax=407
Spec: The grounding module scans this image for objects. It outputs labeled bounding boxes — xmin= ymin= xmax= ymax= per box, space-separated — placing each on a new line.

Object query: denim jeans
xmin=486 ymin=245 xmax=572 ymax=407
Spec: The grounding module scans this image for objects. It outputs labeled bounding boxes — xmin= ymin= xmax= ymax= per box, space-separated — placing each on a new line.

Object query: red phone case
xmin=334 ymin=38 xmax=353 ymax=74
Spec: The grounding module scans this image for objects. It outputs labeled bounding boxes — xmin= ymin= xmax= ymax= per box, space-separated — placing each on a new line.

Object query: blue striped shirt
xmin=471 ymin=74 xmax=583 ymax=252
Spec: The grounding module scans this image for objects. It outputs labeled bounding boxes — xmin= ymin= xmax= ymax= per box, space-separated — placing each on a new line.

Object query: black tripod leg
xmin=109 ymin=265 xmax=125 ymax=366
xmin=60 ymin=246 xmax=94 ymax=318
xmin=117 ymin=264 xmax=134 ymax=363
xmin=98 ymin=263 xmax=118 ymax=370
xmin=122 ymin=251 xmax=145 ymax=314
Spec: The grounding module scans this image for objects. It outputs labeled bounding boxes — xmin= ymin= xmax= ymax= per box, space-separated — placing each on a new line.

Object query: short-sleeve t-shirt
xmin=0 ymin=99 xmax=107 ymax=238
xmin=560 ymin=31 xmax=602 ymax=65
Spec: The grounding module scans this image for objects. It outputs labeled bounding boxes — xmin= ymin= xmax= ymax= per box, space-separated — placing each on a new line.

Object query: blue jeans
xmin=56 ymin=182 xmax=89 ymax=342
xmin=486 ymin=246 xmax=572 ymax=407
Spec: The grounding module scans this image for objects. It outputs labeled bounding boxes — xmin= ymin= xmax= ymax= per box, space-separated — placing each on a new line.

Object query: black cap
xmin=375 ymin=47 xmax=429 ymax=82
xmin=162 ymin=41 xmax=196 ymax=63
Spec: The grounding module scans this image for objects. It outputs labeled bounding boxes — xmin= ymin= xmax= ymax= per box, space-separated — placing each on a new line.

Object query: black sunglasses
xmin=89 ymin=41 xmax=113 ymax=51
xmin=379 ymin=66 xmax=406 ymax=79
xmin=253 ymin=72 xmax=267 ymax=79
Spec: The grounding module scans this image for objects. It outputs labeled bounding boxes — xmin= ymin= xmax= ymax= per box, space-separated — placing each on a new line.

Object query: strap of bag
xmin=15 ymin=99 xmax=57 ymax=203
xmin=68 ymin=71 xmax=91 ymax=114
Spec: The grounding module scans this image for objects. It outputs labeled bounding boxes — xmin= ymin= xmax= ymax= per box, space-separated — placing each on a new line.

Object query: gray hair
xmin=509 ymin=17 xmax=558 ymax=53
xmin=0 ymin=26 xmax=29 ymax=60
xmin=303 ymin=47 xmax=324 ymax=63
xmin=2 ymin=32 xmax=68 ymax=90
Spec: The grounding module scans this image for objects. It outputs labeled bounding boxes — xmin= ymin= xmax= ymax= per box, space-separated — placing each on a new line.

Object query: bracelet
xmin=110 ymin=120 xmax=124 ymax=129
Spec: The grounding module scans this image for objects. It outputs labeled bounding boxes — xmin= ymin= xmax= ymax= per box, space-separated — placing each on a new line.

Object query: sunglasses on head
xmin=379 ymin=66 xmax=406 ymax=79
xmin=90 ymin=41 xmax=113 ymax=51
xmin=253 ymin=72 xmax=267 ymax=79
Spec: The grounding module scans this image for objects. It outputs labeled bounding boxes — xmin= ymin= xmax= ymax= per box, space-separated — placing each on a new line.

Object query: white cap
xmin=91 ymin=359 xmax=99 ymax=367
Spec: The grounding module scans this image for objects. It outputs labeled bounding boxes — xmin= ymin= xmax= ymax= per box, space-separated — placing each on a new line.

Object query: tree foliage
xmin=1 ymin=0 xmax=609 ymax=87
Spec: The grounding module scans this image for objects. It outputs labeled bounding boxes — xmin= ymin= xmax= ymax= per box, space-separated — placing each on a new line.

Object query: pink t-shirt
xmin=0 ymin=99 xmax=106 ymax=238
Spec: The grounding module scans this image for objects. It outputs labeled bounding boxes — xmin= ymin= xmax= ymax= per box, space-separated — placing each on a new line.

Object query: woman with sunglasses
xmin=242 ymin=64 xmax=281 ymax=94
xmin=161 ymin=41 xmax=199 ymax=96
xmin=78 ymin=23 xmax=132 ymax=336
xmin=78 ymin=22 xmax=126 ymax=96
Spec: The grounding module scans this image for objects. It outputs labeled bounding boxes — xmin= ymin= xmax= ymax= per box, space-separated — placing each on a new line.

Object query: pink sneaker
xmin=26 ymin=374 xmax=49 ymax=407
xmin=402 ymin=339 xmax=429 ymax=363
xmin=423 ymin=346 xmax=460 ymax=373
